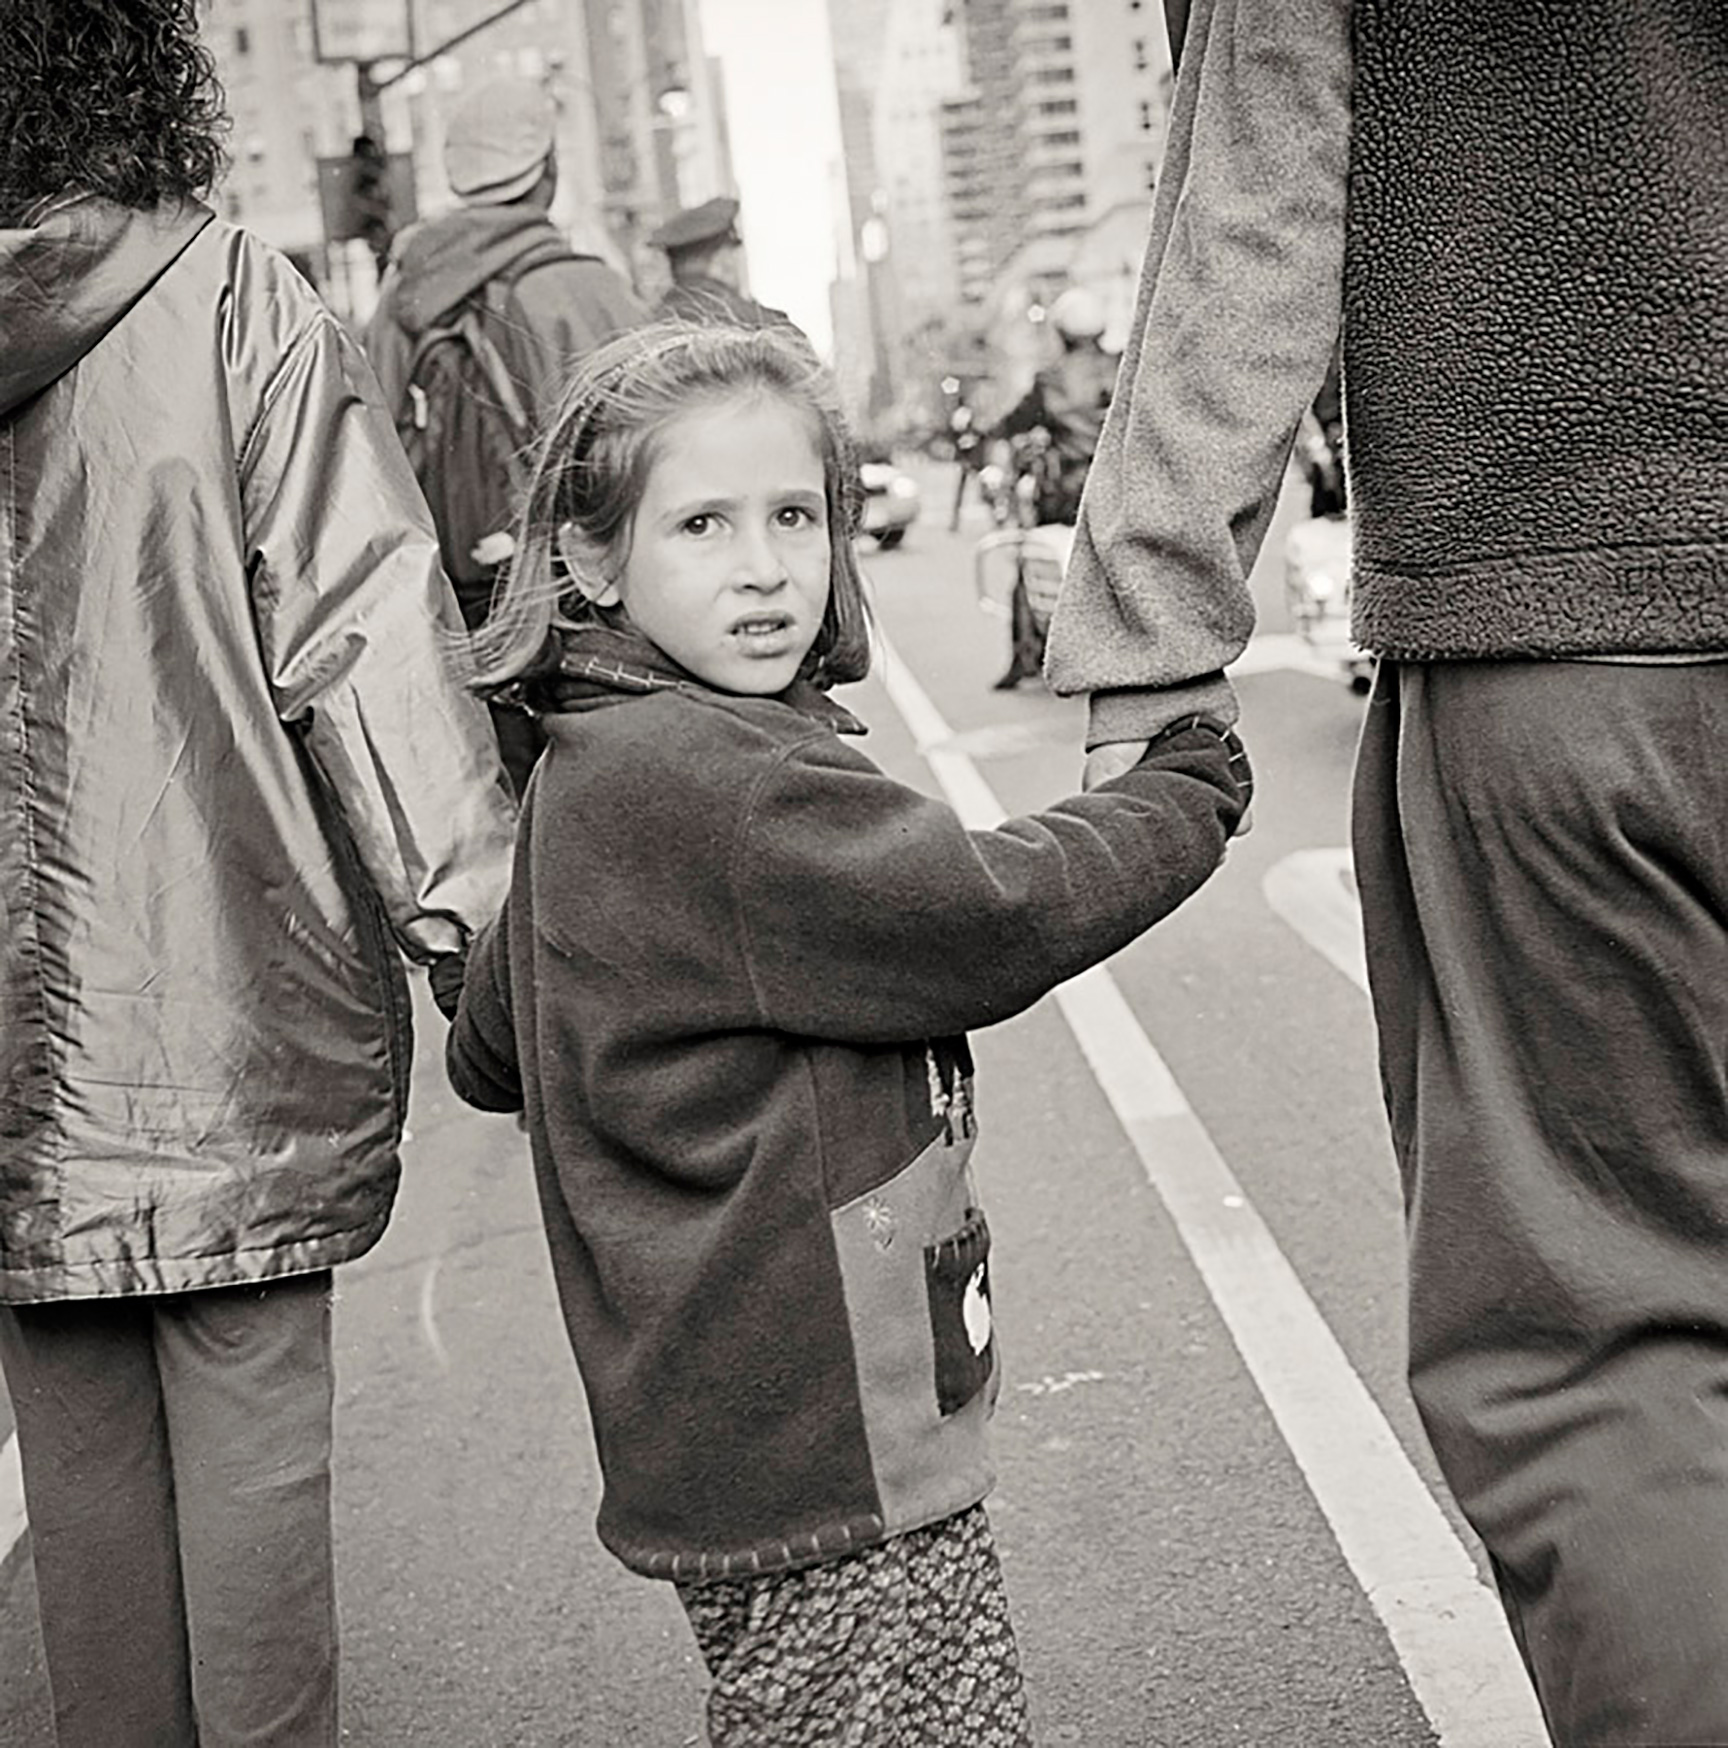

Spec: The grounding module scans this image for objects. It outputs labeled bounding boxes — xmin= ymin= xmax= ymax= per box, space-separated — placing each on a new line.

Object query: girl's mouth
xmin=730 ymin=613 xmax=795 ymax=645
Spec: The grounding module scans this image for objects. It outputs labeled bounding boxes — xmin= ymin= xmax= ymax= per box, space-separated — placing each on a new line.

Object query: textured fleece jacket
xmin=447 ymin=630 xmax=1250 ymax=1581
xmin=1049 ymin=0 xmax=1728 ymax=745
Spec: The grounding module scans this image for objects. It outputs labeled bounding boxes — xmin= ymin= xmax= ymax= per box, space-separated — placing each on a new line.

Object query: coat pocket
xmin=924 ymin=1206 xmax=994 ymax=1416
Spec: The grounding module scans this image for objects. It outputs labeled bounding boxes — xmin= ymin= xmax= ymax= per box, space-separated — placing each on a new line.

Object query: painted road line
xmin=0 ymin=1435 xmax=22 ymax=1568
xmin=873 ymin=633 xmax=1548 ymax=1748
xmin=1265 ymin=846 xmax=1370 ymax=994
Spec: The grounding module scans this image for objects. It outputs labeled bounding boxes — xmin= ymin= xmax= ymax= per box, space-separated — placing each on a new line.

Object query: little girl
xmin=446 ymin=323 xmax=1251 ymax=1745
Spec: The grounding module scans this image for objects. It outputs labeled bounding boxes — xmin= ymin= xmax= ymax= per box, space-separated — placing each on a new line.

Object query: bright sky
xmin=695 ymin=0 xmax=845 ymax=358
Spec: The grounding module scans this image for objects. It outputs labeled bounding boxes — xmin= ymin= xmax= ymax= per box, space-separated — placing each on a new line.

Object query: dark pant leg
xmin=0 ymin=1297 xmax=197 ymax=1747
xmin=1353 ymin=659 xmax=1728 ymax=1746
xmin=156 ymin=1273 xmax=339 ymax=1748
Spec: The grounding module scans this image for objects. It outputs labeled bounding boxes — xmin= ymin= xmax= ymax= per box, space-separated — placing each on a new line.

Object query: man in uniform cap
xmin=649 ymin=194 xmax=798 ymax=332
xmin=367 ymin=74 xmax=646 ymax=792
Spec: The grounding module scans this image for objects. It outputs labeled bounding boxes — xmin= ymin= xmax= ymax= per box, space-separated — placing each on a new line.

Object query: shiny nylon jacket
xmin=0 ymin=198 xmax=516 ymax=1302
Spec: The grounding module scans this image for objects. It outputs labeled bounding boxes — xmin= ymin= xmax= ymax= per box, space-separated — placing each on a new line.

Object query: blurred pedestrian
xmin=0 ymin=5 xmax=515 ymax=1744
xmin=981 ymin=288 xmax=1118 ymax=690
xmin=366 ymin=74 xmax=647 ymax=795
xmin=948 ymin=401 xmax=985 ymax=531
xmin=987 ymin=286 xmax=1119 ymax=530
xmin=1050 ymin=2 xmax=1728 ymax=1740
xmin=444 ymin=322 xmax=1251 ymax=1746
xmin=649 ymin=195 xmax=801 ymax=335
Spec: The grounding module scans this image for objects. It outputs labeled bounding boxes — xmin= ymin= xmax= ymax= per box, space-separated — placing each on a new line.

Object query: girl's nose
xmin=734 ymin=526 xmax=788 ymax=589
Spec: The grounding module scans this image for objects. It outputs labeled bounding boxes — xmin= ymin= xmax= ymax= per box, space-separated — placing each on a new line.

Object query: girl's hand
xmin=1084 ymin=736 xmax=1255 ymax=837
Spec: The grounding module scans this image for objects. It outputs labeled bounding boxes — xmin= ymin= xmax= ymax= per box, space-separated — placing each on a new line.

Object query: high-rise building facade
xmin=940 ymin=0 xmax=1175 ymax=386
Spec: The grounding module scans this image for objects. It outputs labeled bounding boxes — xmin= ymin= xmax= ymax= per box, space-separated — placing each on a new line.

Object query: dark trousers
xmin=1354 ymin=659 xmax=1728 ymax=1746
xmin=0 ymin=1274 xmax=339 ymax=1747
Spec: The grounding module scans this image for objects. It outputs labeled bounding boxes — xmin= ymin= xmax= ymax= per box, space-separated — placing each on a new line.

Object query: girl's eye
xmin=682 ymin=513 xmax=715 ymax=536
xmin=776 ymin=505 xmax=817 ymax=529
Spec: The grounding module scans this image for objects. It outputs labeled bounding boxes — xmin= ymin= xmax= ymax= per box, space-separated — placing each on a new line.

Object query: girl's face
xmin=592 ymin=392 xmax=832 ymax=696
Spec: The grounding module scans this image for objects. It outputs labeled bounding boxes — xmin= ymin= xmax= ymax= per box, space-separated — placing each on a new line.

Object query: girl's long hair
xmin=1 ymin=0 xmax=229 ymax=223
xmin=467 ymin=322 xmax=872 ymax=695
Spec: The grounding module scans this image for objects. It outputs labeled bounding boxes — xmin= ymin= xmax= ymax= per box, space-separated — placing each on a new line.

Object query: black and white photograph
xmin=2 ymin=1 xmax=1725 ymax=1743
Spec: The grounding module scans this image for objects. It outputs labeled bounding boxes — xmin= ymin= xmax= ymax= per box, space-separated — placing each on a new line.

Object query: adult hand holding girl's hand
xmin=1084 ymin=730 xmax=1255 ymax=837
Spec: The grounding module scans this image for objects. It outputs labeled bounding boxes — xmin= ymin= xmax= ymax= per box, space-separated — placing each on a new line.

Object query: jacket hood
xmin=0 ymin=196 xmax=212 ymax=415
xmin=385 ymin=203 xmax=575 ymax=335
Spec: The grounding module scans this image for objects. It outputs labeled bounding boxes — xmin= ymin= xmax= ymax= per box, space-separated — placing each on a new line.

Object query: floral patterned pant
xmin=676 ymin=1504 xmax=1032 ymax=1746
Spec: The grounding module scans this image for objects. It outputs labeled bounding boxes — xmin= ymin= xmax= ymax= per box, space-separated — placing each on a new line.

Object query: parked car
xmin=857 ymin=459 xmax=921 ymax=549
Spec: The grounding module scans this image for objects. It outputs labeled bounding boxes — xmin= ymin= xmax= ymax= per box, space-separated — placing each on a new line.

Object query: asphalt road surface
xmin=0 ymin=464 xmax=1551 ymax=1746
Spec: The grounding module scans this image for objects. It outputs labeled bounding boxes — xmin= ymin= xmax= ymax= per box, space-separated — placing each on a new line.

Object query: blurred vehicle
xmin=858 ymin=459 xmax=921 ymax=550
xmin=1284 ymin=511 xmax=1373 ymax=692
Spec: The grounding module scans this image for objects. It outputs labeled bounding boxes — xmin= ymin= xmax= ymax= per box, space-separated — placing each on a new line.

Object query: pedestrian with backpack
xmin=367 ymin=74 xmax=647 ymax=794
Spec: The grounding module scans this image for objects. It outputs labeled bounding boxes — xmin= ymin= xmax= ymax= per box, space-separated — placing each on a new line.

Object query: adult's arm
xmin=1044 ymin=0 xmax=1352 ymax=748
xmin=241 ymin=310 xmax=516 ymax=960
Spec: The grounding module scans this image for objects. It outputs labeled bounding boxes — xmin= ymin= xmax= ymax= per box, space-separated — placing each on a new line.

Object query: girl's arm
xmin=446 ymin=907 xmax=524 ymax=1113
xmin=735 ymin=719 xmax=1249 ymax=1044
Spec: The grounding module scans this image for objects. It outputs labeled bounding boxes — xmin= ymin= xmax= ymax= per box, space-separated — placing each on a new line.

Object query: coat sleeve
xmin=1044 ymin=0 xmax=1353 ymax=747
xmin=735 ymin=721 xmax=1249 ymax=1044
xmin=446 ymin=904 xmax=524 ymax=1112
xmin=240 ymin=311 xmax=516 ymax=961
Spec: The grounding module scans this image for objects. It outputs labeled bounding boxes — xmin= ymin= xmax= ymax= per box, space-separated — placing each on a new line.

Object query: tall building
xmin=823 ymin=0 xmax=1175 ymax=426
xmin=202 ymin=1 xmax=351 ymax=270
xmin=943 ymin=0 xmax=1176 ymax=390
xmin=824 ymin=0 xmax=970 ymax=428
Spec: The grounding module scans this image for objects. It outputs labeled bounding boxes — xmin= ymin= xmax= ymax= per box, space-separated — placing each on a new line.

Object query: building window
xmin=234 ymin=26 xmax=251 ymax=55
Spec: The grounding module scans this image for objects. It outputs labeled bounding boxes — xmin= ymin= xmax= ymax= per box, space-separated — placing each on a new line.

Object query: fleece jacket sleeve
xmin=735 ymin=721 xmax=1249 ymax=1045
xmin=446 ymin=906 xmax=525 ymax=1113
xmin=1043 ymin=0 xmax=1352 ymax=748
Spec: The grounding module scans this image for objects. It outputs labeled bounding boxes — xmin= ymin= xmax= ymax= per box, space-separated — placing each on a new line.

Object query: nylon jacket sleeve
xmin=241 ymin=312 xmax=516 ymax=960
xmin=446 ymin=906 xmax=524 ymax=1112
xmin=736 ymin=722 xmax=1248 ymax=1044
xmin=1044 ymin=0 xmax=1352 ymax=748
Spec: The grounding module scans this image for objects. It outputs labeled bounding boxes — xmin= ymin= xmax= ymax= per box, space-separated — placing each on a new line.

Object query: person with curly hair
xmin=0 ymin=4 xmax=516 ymax=1743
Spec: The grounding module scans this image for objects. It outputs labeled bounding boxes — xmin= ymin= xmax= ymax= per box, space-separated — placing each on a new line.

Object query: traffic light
xmin=350 ymin=133 xmax=392 ymax=269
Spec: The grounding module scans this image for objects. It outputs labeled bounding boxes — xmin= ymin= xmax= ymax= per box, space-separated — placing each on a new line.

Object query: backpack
xmin=396 ymin=247 xmax=571 ymax=623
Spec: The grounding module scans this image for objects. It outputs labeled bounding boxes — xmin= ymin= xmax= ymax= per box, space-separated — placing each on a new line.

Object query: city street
xmin=0 ymin=464 xmax=1550 ymax=1748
